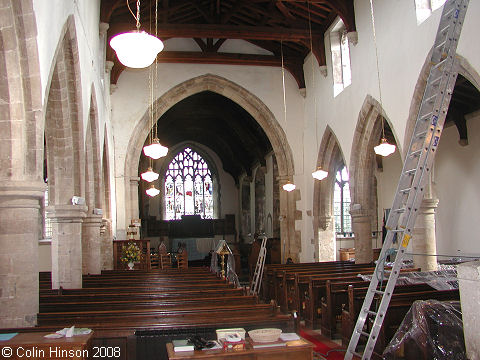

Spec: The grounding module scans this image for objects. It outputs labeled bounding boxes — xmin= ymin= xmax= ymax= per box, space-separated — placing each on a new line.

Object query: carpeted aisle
xmin=299 ymin=329 xmax=347 ymax=360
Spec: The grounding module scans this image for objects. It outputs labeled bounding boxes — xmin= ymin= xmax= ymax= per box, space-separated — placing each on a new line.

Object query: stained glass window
xmin=164 ymin=148 xmax=213 ymax=220
xmin=334 ymin=166 xmax=352 ymax=234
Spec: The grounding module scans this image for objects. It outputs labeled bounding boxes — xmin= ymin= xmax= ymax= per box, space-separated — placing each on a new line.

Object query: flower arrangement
xmin=120 ymin=241 xmax=141 ymax=263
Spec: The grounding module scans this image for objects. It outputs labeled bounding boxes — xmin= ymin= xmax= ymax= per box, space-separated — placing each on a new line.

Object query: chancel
xmin=1 ymin=1 xmax=480 ymax=360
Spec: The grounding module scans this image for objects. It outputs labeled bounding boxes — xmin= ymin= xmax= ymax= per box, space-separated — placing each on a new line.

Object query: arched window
xmin=334 ymin=166 xmax=352 ymax=234
xmin=164 ymin=147 xmax=213 ymax=220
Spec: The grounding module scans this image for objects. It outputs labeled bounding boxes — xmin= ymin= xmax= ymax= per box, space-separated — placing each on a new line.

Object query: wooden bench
xmin=340 ymin=285 xmax=459 ymax=349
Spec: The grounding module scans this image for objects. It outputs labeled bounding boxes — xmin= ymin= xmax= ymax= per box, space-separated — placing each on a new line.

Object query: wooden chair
xmin=177 ymin=253 xmax=188 ymax=269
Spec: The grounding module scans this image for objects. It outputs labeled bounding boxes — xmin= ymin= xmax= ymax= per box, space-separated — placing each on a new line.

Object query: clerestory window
xmin=330 ymin=19 xmax=352 ymax=97
xmin=164 ymin=147 xmax=214 ymax=220
xmin=415 ymin=0 xmax=447 ymax=25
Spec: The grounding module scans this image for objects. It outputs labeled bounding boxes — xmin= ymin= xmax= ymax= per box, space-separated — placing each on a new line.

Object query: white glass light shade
xmin=140 ymin=167 xmax=159 ymax=182
xmin=282 ymin=182 xmax=296 ymax=192
xmin=110 ymin=31 xmax=164 ymax=68
xmin=143 ymin=138 xmax=168 ymax=159
xmin=146 ymin=184 xmax=160 ymax=197
xmin=374 ymin=138 xmax=396 ymax=157
xmin=312 ymin=167 xmax=328 ymax=181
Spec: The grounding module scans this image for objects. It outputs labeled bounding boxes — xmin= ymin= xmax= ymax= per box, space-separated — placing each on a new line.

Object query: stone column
xmin=128 ymin=176 xmax=140 ymax=224
xmin=278 ymin=176 xmax=298 ymax=263
xmin=101 ymin=218 xmax=113 ymax=270
xmin=317 ymin=215 xmax=335 ymax=261
xmin=458 ymin=261 xmax=480 ymax=360
xmin=47 ymin=204 xmax=87 ymax=289
xmin=82 ymin=214 xmax=103 ymax=275
xmin=350 ymin=207 xmax=373 ymax=264
xmin=412 ymin=198 xmax=439 ymax=271
xmin=99 ymin=22 xmax=109 ymax=83
xmin=0 ymin=182 xmax=44 ymax=328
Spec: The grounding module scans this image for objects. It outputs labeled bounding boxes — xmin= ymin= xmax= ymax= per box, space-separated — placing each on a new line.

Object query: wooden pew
xmin=340 ymin=285 xmax=459 ymax=348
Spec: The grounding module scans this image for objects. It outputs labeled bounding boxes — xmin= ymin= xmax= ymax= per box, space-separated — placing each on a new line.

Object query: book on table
xmin=172 ymin=339 xmax=194 ymax=352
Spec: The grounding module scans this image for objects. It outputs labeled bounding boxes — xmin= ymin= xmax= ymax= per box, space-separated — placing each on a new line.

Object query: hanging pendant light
xmin=374 ymin=137 xmax=396 ymax=157
xmin=143 ymin=137 xmax=168 ymax=159
xmin=312 ymin=167 xmax=328 ymax=180
xmin=146 ymin=184 xmax=160 ymax=197
xmin=140 ymin=167 xmax=159 ymax=182
xmin=283 ymin=182 xmax=296 ymax=192
xmin=109 ymin=0 xmax=164 ymax=68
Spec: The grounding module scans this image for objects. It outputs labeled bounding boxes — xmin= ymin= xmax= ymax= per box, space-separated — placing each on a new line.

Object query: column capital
xmin=317 ymin=215 xmax=333 ymax=231
xmin=130 ymin=177 xmax=140 ymax=186
xmin=0 ymin=180 xmax=46 ymax=208
xmin=420 ymin=197 xmax=439 ymax=209
xmin=349 ymin=206 xmax=370 ymax=221
xmin=46 ymin=204 xmax=88 ymax=223
xmin=83 ymin=213 xmax=104 ymax=227
xmin=99 ymin=22 xmax=109 ymax=35
xmin=105 ymin=60 xmax=114 ymax=73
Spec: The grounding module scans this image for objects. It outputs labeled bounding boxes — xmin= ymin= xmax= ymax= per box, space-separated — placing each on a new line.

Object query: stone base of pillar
xmin=47 ymin=204 xmax=87 ymax=289
xmin=0 ymin=181 xmax=45 ymax=328
xmin=350 ymin=208 xmax=372 ymax=264
xmin=458 ymin=261 xmax=480 ymax=360
xmin=82 ymin=214 xmax=103 ymax=275
xmin=317 ymin=216 xmax=335 ymax=261
xmin=412 ymin=198 xmax=439 ymax=271
xmin=101 ymin=218 xmax=113 ymax=270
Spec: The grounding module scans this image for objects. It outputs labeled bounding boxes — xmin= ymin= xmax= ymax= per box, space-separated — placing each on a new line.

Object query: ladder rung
xmin=393 ymin=208 xmax=405 ymax=214
xmin=410 ymin=149 xmax=423 ymax=157
xmin=391 ymin=229 xmax=404 ymax=233
xmin=399 ymin=188 xmax=411 ymax=194
xmin=358 ymin=330 xmax=370 ymax=338
xmin=415 ymin=130 xmax=427 ymax=139
xmin=424 ymin=93 xmax=438 ymax=104
xmin=404 ymin=168 xmax=416 ymax=175
xmin=366 ymin=310 xmax=377 ymax=316
xmin=372 ymin=289 xmax=385 ymax=295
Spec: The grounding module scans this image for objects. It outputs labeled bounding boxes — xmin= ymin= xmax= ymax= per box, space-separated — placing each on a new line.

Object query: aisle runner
xmin=299 ymin=329 xmax=346 ymax=360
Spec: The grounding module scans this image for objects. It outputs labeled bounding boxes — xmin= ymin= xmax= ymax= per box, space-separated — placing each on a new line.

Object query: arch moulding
xmin=123 ymin=74 xmax=298 ymax=261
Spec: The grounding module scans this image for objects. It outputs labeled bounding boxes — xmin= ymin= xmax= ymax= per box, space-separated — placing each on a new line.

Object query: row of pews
xmin=261 ymin=261 xmax=459 ymax=359
xmin=35 ymin=268 xmax=295 ymax=360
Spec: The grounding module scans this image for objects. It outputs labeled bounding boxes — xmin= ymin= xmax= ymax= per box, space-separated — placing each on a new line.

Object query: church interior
xmin=1 ymin=0 xmax=480 ymax=359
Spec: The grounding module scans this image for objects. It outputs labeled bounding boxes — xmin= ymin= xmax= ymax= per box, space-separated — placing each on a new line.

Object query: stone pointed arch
xmin=101 ymin=124 xmax=113 ymax=270
xmin=0 ymin=0 xmax=44 ymax=328
xmin=349 ymin=95 xmax=396 ymax=263
xmin=82 ymin=86 xmax=103 ymax=275
xmin=313 ymin=126 xmax=345 ymax=261
xmin=44 ymin=15 xmax=86 ymax=289
xmin=124 ymin=74 xmax=298 ymax=261
xmin=44 ymin=15 xmax=85 ymax=205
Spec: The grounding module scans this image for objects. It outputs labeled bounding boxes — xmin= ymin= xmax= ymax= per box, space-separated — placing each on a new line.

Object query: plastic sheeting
xmin=209 ymin=240 xmax=240 ymax=288
xmin=383 ymin=300 xmax=465 ymax=360
xmin=358 ymin=270 xmax=458 ymax=290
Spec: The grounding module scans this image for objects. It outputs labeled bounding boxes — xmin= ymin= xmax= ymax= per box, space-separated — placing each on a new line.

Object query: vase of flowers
xmin=121 ymin=241 xmax=141 ymax=270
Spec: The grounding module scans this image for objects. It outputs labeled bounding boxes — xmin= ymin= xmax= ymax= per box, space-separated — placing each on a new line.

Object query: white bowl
xmin=248 ymin=328 xmax=282 ymax=343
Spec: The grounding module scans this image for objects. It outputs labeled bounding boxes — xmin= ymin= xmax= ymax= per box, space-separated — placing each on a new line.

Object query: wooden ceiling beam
xmin=107 ymin=23 xmax=323 ymax=41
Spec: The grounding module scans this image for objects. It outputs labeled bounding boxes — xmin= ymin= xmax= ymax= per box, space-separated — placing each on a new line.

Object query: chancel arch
xmin=44 ymin=15 xmax=86 ymax=289
xmin=313 ymin=126 xmax=345 ymax=261
xmin=124 ymin=74 xmax=298 ymax=262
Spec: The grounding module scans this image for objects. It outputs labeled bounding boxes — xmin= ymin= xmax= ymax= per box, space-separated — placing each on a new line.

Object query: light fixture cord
xmin=280 ymin=41 xmax=287 ymax=128
xmin=126 ymin=0 xmax=142 ymax=30
xmin=369 ymin=0 xmax=385 ymax=139
xmin=155 ymin=0 xmax=159 ymax=140
xmin=307 ymin=1 xmax=319 ymax=170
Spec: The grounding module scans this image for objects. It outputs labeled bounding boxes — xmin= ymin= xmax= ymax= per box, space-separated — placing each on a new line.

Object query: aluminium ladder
xmin=345 ymin=0 xmax=469 ymax=359
xmin=249 ymin=236 xmax=268 ymax=296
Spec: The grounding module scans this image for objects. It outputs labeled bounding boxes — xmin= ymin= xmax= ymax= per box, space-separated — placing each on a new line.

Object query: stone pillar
xmin=105 ymin=61 xmax=115 ymax=94
xmin=350 ymin=207 xmax=373 ymax=264
xmin=99 ymin=22 xmax=109 ymax=83
xmin=458 ymin=261 xmax=480 ymax=360
xmin=412 ymin=198 xmax=439 ymax=271
xmin=101 ymin=218 xmax=113 ymax=270
xmin=278 ymin=176 xmax=298 ymax=263
xmin=128 ymin=176 xmax=140 ymax=225
xmin=0 ymin=182 xmax=44 ymax=328
xmin=317 ymin=215 xmax=335 ymax=261
xmin=82 ymin=214 xmax=103 ymax=275
xmin=47 ymin=205 xmax=87 ymax=289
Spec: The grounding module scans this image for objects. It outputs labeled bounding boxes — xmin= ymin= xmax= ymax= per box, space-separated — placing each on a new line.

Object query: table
xmin=0 ymin=332 xmax=93 ymax=360
xmin=166 ymin=338 xmax=313 ymax=360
